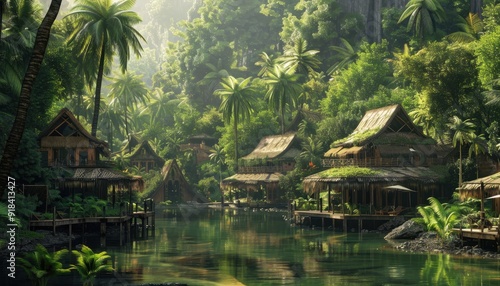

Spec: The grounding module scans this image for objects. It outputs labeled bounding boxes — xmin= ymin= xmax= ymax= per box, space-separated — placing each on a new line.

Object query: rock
xmin=377 ymin=216 xmax=406 ymax=232
xmin=384 ymin=220 xmax=424 ymax=240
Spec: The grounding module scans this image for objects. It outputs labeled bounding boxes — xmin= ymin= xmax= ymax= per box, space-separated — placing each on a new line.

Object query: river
xmin=7 ymin=208 xmax=500 ymax=285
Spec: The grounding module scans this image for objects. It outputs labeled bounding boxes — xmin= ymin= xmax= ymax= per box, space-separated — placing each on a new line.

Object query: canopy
xmin=486 ymin=194 xmax=500 ymax=200
xmin=383 ymin=185 xmax=416 ymax=192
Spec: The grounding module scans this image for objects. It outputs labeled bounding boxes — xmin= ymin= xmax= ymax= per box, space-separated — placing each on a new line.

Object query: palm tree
xmin=209 ymin=144 xmax=225 ymax=204
xmin=327 ymin=38 xmax=358 ymax=75
xmin=398 ymin=0 xmax=446 ymax=39
xmin=468 ymin=133 xmax=487 ymax=178
xmin=66 ymin=0 xmax=145 ymax=137
xmin=107 ymin=71 xmax=149 ymax=148
xmin=446 ymin=13 xmax=484 ymax=42
xmin=299 ymin=136 xmax=323 ymax=167
xmin=71 ymin=244 xmax=113 ymax=286
xmin=18 ymin=244 xmax=71 ymax=286
xmin=0 ymin=0 xmax=62 ymax=198
xmin=255 ymin=52 xmax=278 ymax=77
xmin=280 ymin=38 xmax=320 ymax=77
xmin=214 ymin=76 xmax=255 ymax=171
xmin=264 ymin=65 xmax=303 ymax=134
xmin=448 ymin=116 xmax=476 ymax=187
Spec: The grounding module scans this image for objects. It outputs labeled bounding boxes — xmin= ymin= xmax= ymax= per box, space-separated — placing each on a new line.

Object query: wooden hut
xmin=222 ymin=133 xmax=300 ymax=203
xmin=38 ymin=108 xmax=110 ymax=167
xmin=124 ymin=140 xmax=165 ymax=172
xmin=149 ymin=159 xmax=204 ymax=204
xmin=60 ymin=168 xmax=144 ymax=202
xmin=460 ymin=172 xmax=500 ymax=215
xmin=322 ymin=104 xmax=445 ymax=168
xmin=303 ymin=104 xmax=451 ymax=212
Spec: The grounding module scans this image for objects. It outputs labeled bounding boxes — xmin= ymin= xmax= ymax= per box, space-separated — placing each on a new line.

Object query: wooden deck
xmin=29 ymin=211 xmax=155 ymax=246
xmin=293 ymin=210 xmax=411 ymax=232
xmin=454 ymin=227 xmax=500 ymax=242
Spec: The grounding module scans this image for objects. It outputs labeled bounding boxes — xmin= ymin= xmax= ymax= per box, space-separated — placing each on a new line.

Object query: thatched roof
xmin=242 ymin=133 xmax=298 ymax=160
xmin=72 ymin=168 xmax=136 ymax=180
xmin=329 ymin=104 xmax=426 ymax=148
xmin=303 ymin=166 xmax=442 ymax=193
xmin=223 ymin=173 xmax=283 ymax=184
xmin=38 ymin=108 xmax=110 ymax=156
xmin=124 ymin=140 xmax=164 ymax=163
xmin=461 ymin=172 xmax=500 ymax=191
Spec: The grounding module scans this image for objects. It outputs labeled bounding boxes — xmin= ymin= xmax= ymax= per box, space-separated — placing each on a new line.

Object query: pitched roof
xmin=242 ymin=133 xmax=298 ymax=160
xmin=125 ymin=140 xmax=164 ymax=163
xmin=38 ymin=108 xmax=109 ymax=155
xmin=333 ymin=104 xmax=425 ymax=147
xmin=72 ymin=168 xmax=134 ymax=180
xmin=222 ymin=173 xmax=283 ymax=184
xmin=302 ymin=166 xmax=443 ymax=193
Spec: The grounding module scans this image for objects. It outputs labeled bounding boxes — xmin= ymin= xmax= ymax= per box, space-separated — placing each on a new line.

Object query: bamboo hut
xmin=149 ymin=159 xmax=204 ymax=204
xmin=60 ymin=168 xmax=144 ymax=204
xmin=460 ymin=172 xmax=500 ymax=215
xmin=221 ymin=133 xmax=300 ymax=203
xmin=38 ymin=108 xmax=110 ymax=167
xmin=123 ymin=140 xmax=165 ymax=172
xmin=303 ymin=104 xmax=451 ymax=212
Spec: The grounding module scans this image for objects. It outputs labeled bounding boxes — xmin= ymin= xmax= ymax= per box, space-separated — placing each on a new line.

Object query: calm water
xmin=6 ymin=208 xmax=500 ymax=285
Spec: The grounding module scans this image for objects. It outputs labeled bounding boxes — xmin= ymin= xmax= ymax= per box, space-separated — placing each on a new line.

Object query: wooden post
xmin=481 ymin=182 xmax=485 ymax=233
xmin=52 ymin=206 xmax=56 ymax=235
xmin=100 ymin=218 xmax=106 ymax=247
xmin=69 ymin=224 xmax=72 ymax=251
xmin=119 ymin=220 xmax=123 ymax=246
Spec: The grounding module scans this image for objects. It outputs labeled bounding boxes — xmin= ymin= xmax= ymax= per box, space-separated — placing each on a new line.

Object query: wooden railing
xmin=238 ymin=165 xmax=285 ymax=173
xmin=321 ymin=157 xmax=446 ymax=168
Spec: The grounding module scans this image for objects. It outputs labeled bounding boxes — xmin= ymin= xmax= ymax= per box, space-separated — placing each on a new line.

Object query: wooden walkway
xmin=294 ymin=210 xmax=410 ymax=232
xmin=454 ymin=227 xmax=500 ymax=242
xmin=29 ymin=211 xmax=155 ymax=246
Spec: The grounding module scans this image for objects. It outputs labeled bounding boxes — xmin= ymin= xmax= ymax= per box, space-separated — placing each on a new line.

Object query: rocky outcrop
xmin=384 ymin=219 xmax=424 ymax=239
xmin=377 ymin=216 xmax=406 ymax=232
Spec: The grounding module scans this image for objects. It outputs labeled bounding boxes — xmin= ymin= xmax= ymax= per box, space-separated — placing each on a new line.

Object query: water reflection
xmin=7 ymin=208 xmax=500 ymax=285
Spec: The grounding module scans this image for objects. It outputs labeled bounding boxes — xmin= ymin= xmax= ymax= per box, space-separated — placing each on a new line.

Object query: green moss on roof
xmin=332 ymin=128 xmax=380 ymax=147
xmin=317 ymin=166 xmax=381 ymax=178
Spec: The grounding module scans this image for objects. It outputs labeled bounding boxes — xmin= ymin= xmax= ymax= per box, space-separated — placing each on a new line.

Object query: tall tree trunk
xmin=91 ymin=38 xmax=107 ymax=137
xmin=0 ymin=0 xmax=62 ymax=198
xmin=234 ymin=121 xmax=238 ymax=173
xmin=471 ymin=0 xmax=483 ymax=18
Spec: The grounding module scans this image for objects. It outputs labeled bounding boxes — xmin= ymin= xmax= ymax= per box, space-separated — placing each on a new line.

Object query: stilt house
xmin=303 ymin=104 xmax=451 ymax=212
xmin=222 ymin=133 xmax=300 ymax=203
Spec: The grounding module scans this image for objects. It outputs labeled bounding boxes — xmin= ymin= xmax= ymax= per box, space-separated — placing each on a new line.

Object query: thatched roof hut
xmin=149 ymin=159 xmax=205 ymax=204
xmin=59 ymin=167 xmax=144 ymax=201
xmin=302 ymin=166 xmax=446 ymax=209
xmin=221 ymin=133 xmax=300 ymax=203
xmin=124 ymin=140 xmax=165 ymax=172
xmin=460 ymin=172 xmax=500 ymax=214
xmin=323 ymin=104 xmax=445 ymax=167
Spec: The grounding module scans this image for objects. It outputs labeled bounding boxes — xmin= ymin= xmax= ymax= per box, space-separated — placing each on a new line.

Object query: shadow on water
xmin=4 ymin=208 xmax=500 ymax=285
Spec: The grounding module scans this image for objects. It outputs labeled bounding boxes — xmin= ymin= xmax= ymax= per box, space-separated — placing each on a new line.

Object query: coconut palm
xmin=71 ymin=244 xmax=113 ymax=286
xmin=280 ymin=38 xmax=320 ymax=77
xmin=264 ymin=65 xmax=303 ymax=134
xmin=214 ymin=76 xmax=255 ymax=171
xmin=209 ymin=144 xmax=225 ymax=183
xmin=18 ymin=244 xmax=70 ymax=286
xmin=448 ymin=116 xmax=476 ymax=187
xmin=398 ymin=0 xmax=446 ymax=39
xmin=446 ymin=13 xmax=484 ymax=42
xmin=468 ymin=133 xmax=487 ymax=178
xmin=327 ymin=38 xmax=358 ymax=75
xmin=107 ymin=71 xmax=149 ymax=147
xmin=65 ymin=0 xmax=144 ymax=137
xmin=255 ymin=52 xmax=279 ymax=77
xmin=0 ymin=0 xmax=62 ymax=198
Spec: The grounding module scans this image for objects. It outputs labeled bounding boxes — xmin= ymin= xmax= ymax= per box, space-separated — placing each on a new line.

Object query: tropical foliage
xmin=71 ymin=245 xmax=114 ymax=286
xmin=18 ymin=244 xmax=71 ymax=286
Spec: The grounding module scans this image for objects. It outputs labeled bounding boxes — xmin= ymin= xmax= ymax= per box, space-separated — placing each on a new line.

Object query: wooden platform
xmin=454 ymin=227 xmax=500 ymax=242
xmin=293 ymin=210 xmax=410 ymax=232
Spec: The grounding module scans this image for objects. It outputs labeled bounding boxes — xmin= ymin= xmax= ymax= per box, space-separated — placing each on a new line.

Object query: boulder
xmin=377 ymin=216 xmax=406 ymax=232
xmin=384 ymin=219 xmax=424 ymax=240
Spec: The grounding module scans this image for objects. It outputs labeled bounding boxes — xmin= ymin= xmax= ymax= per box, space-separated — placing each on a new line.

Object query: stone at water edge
xmin=384 ymin=219 xmax=424 ymax=240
